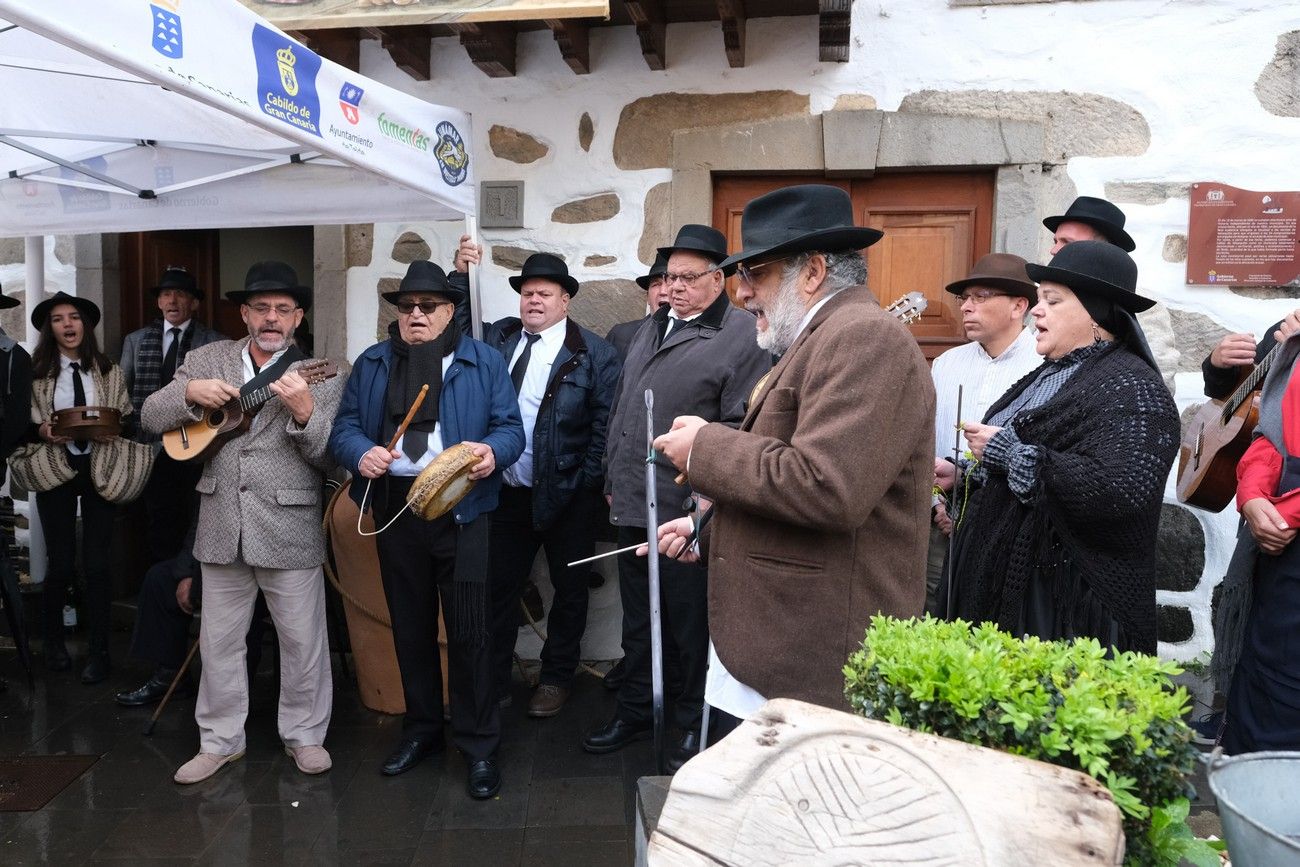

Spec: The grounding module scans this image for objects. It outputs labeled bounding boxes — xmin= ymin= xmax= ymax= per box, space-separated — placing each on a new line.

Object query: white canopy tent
xmin=0 ymin=0 xmax=484 ymax=579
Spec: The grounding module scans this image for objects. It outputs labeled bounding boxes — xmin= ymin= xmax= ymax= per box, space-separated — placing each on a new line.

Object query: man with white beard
xmin=651 ymin=185 xmax=935 ymax=740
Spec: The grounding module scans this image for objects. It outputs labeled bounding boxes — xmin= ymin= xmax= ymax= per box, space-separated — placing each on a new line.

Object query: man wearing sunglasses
xmin=329 ymin=260 xmax=524 ymax=799
xmin=586 ymin=224 xmax=769 ymax=771
xmin=927 ymin=254 xmax=1041 ymax=612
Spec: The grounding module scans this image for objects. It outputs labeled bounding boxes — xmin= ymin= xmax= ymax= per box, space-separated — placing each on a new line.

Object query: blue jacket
xmin=483 ymin=317 xmax=622 ymax=530
xmin=329 ymin=335 xmax=525 ymax=524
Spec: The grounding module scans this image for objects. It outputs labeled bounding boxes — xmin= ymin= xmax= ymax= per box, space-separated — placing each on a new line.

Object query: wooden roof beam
xmin=361 ymin=26 xmax=433 ymax=81
xmin=623 ymin=0 xmax=666 ymax=71
xmin=545 ymin=18 xmax=591 ymax=75
xmin=448 ymin=22 xmax=518 ymax=78
xmin=289 ymin=28 xmax=359 ymax=72
xmin=717 ymin=0 xmax=746 ymax=68
xmin=819 ymin=0 xmax=852 ymax=63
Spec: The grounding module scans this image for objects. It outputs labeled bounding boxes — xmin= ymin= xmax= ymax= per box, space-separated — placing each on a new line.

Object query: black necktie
xmin=70 ymin=362 xmax=87 ymax=449
xmin=658 ymin=317 xmax=677 ymax=347
xmin=160 ymin=326 xmax=181 ymax=387
xmin=511 ymin=332 xmax=540 ymax=395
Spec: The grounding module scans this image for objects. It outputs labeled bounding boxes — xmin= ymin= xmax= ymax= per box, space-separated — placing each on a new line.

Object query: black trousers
xmin=128 ymin=556 xmax=269 ymax=674
xmin=37 ymin=453 xmax=116 ymax=655
xmin=489 ymin=486 xmax=600 ymax=694
xmin=614 ymin=526 xmax=709 ymax=732
xmin=141 ymin=451 xmax=203 ymax=565
xmin=374 ymin=477 xmax=499 ymax=761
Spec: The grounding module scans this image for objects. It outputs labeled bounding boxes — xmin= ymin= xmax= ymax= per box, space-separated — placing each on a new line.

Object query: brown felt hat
xmin=944 ymin=253 xmax=1038 ymax=302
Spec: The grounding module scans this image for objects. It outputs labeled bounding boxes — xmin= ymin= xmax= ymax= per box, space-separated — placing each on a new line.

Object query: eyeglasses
xmin=663 ymin=269 xmax=716 ymax=286
xmin=246 ymin=303 xmax=299 ymax=316
xmin=957 ymin=289 xmax=1011 ymax=305
xmin=396 ymin=299 xmax=452 ymax=315
xmin=735 ymin=257 xmax=790 ymax=286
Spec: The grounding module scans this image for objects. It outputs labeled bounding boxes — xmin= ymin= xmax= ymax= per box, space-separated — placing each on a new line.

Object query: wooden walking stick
xmin=387 ymin=383 xmax=429 ymax=451
xmin=143 ymin=636 xmax=201 ymax=736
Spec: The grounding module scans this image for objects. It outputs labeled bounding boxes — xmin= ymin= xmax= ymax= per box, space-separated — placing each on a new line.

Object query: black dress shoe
xmin=582 ymin=717 xmax=652 ymax=754
xmin=667 ymin=729 xmax=702 ymax=773
xmin=381 ymin=737 xmax=443 ymax=776
xmin=115 ymin=671 xmax=192 ymax=707
xmin=45 ymin=643 xmax=71 ymax=672
xmin=80 ymin=654 xmax=111 ymax=685
xmin=467 ymin=759 xmax=501 ymax=800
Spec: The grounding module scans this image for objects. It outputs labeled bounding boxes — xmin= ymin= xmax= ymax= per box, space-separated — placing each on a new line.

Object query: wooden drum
xmin=407 ymin=442 xmax=479 ymax=521
xmin=51 ymin=406 xmax=121 ymax=440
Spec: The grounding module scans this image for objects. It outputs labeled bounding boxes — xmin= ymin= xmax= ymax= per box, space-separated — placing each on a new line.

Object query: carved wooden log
xmin=649 ymin=698 xmax=1124 ymax=866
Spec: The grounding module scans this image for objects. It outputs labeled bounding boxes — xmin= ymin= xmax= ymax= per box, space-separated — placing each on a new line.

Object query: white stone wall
xmin=344 ymin=0 xmax=1300 ymax=662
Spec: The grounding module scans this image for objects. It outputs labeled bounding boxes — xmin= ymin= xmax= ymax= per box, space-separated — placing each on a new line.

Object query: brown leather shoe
xmin=527 ymin=683 xmax=570 ymax=718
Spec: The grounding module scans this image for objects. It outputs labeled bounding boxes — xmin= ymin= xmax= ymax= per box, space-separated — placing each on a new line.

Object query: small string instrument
xmin=162 ymin=359 xmax=338 ymax=463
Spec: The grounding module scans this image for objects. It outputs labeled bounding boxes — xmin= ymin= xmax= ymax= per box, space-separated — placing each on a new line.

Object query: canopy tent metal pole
xmin=23 ymin=235 xmax=45 ymax=585
xmin=465 ymin=215 xmax=483 ymax=341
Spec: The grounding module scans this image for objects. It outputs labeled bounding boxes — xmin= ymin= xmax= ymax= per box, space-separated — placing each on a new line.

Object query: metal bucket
xmin=1207 ymin=750 xmax=1300 ymax=867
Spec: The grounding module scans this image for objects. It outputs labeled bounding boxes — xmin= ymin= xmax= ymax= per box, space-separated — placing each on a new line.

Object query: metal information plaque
xmin=1187 ymin=181 xmax=1300 ymax=287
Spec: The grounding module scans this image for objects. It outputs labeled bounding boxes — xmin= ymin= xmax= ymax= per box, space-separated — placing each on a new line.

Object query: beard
xmin=253 ymin=326 xmax=294 ymax=353
xmin=753 ymin=267 xmax=807 ymax=354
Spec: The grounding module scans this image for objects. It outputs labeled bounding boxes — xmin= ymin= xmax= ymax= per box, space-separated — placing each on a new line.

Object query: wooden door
xmin=713 ymin=172 xmax=995 ymax=361
xmin=119 ymin=230 xmax=243 ymax=339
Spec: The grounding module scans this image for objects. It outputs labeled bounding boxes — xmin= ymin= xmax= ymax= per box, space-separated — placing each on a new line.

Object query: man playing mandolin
xmin=142 ymin=261 xmax=344 ymax=785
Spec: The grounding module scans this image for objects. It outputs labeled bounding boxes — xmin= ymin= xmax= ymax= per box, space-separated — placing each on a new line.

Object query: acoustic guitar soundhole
xmin=210 ymin=410 xmax=225 ymax=426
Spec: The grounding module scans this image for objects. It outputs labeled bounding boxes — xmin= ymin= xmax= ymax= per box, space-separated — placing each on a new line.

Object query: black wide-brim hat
xmin=717 ymin=185 xmax=883 ymax=272
xmin=150 ymin=266 xmax=204 ymax=301
xmin=945 ymin=253 xmax=1038 ymax=301
xmin=226 ymin=261 xmax=313 ymax=311
xmin=1042 ymin=196 xmax=1136 ymax=252
xmin=636 ymin=252 xmax=668 ymax=290
xmin=657 ymin=224 xmax=735 ymax=276
xmin=507 ymin=253 xmax=579 ymax=298
xmin=1025 ymin=240 xmax=1154 ymax=313
xmin=0 ymin=282 xmax=18 ymax=310
xmin=382 ymin=260 xmax=467 ymax=305
xmin=31 ymin=291 xmax=100 ymax=329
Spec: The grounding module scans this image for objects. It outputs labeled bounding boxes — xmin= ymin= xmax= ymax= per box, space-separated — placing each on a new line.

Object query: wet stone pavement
xmin=0 ymin=632 xmax=648 ymax=865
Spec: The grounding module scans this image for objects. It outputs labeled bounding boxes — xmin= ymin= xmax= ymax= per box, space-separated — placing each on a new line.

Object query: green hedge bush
xmin=843 ymin=615 xmax=1219 ymax=867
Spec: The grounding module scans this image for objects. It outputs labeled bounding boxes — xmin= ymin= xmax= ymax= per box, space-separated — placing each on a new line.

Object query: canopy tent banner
xmin=239 ymin=0 xmax=609 ymax=31
xmin=0 ymin=0 xmax=475 ymax=235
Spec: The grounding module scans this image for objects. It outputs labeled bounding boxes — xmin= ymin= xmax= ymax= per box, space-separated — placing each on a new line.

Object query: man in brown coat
xmin=654 ymin=185 xmax=934 ymax=733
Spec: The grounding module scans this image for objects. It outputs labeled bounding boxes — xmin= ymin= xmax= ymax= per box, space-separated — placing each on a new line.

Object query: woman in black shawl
xmin=938 ymin=241 xmax=1179 ymax=654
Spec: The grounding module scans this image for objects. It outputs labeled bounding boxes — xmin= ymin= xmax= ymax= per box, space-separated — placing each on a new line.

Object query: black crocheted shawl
xmin=952 ymin=342 xmax=1179 ymax=652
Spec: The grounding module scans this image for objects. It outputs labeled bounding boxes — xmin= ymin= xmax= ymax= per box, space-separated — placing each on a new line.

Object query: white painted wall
xmin=338 ymin=1 xmax=1300 ymax=662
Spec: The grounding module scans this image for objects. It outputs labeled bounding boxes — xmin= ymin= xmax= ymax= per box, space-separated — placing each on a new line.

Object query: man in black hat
xmin=606 ymin=253 xmax=671 ymax=360
xmin=1045 ymin=195 xmax=1137 ymax=255
xmin=926 ymin=254 xmax=1042 ymax=610
xmin=651 ymin=185 xmax=934 ymax=734
xmin=329 ymin=260 xmax=524 ymax=798
xmin=143 ymin=261 xmax=344 ymax=785
xmin=115 ymin=266 xmax=223 ymax=706
xmin=584 ymin=223 xmax=769 ymax=769
xmin=0 ymin=284 xmax=31 ymax=692
xmin=480 ymin=253 xmax=621 ymax=719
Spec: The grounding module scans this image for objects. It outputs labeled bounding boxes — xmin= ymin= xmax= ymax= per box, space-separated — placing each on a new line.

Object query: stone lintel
xmin=877 ymin=113 xmax=1044 ymax=168
xmin=823 ymin=109 xmax=881 ymax=177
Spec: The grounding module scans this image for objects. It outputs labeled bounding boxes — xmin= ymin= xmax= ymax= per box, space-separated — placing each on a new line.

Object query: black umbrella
xmin=0 ymin=554 xmax=34 ymax=687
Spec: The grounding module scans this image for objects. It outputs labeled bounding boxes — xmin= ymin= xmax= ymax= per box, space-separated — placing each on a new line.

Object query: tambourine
xmin=51 ymin=406 xmax=121 ymax=440
xmin=407 ymin=442 xmax=479 ymax=521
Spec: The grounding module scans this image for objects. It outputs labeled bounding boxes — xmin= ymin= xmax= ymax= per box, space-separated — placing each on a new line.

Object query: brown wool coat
xmin=690 ymin=286 xmax=934 ymax=710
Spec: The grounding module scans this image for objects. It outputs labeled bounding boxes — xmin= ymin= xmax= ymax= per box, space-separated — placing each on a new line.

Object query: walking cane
xmin=943 ymin=385 xmax=964 ymax=619
xmin=645 ymin=389 xmax=667 ymax=775
xmin=143 ymin=637 xmax=200 ymax=737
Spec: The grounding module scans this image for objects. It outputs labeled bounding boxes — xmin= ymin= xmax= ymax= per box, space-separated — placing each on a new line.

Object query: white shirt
xmin=241 ymin=343 xmax=289 ymax=386
xmin=930 ymin=326 xmax=1041 ymax=458
xmin=664 ymin=308 xmax=702 ymax=340
xmin=389 ymin=354 xmax=454 ymax=477
xmin=54 ymin=354 xmax=98 ymax=456
xmin=162 ymin=319 xmax=191 ymax=355
xmin=702 ymin=291 xmax=840 ymax=720
xmin=503 ymin=318 xmax=567 ymax=488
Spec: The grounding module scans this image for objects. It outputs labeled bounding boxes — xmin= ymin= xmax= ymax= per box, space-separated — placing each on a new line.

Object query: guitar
xmin=1175 ymin=342 xmax=1279 ymax=511
xmin=162 ymin=359 xmax=339 ymax=463
xmin=887 ymin=290 xmax=928 ymax=326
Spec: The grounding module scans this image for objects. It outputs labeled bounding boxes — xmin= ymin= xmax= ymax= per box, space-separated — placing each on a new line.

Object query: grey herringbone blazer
xmin=141 ymin=338 xmax=344 ymax=569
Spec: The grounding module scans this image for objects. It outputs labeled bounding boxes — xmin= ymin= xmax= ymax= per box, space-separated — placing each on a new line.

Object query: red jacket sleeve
xmin=1237 ymin=435 xmax=1300 ymax=524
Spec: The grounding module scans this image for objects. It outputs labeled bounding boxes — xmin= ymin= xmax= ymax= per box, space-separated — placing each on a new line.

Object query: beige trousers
xmin=195 ymin=559 xmax=332 ymax=755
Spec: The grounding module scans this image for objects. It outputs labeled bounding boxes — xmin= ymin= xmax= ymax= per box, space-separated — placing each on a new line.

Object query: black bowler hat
xmin=945 ymin=253 xmax=1038 ymax=302
xmin=1043 ymin=196 xmax=1135 ymax=252
xmin=382 ymin=260 xmax=466 ymax=305
xmin=226 ymin=261 xmax=313 ymax=311
xmin=150 ymin=266 xmax=204 ymax=301
xmin=1026 ymin=240 xmax=1153 ymax=313
xmin=0 ymin=282 xmax=18 ymax=311
xmin=635 ymin=253 xmax=668 ymax=290
xmin=658 ymin=225 xmax=735 ymax=276
xmin=31 ymin=291 xmax=100 ymax=329
xmin=717 ymin=185 xmax=883 ymax=272
xmin=508 ymin=253 xmax=579 ymax=298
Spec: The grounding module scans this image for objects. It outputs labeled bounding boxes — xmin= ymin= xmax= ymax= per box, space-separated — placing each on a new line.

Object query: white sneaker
xmin=174 ymin=751 xmax=244 ymax=785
